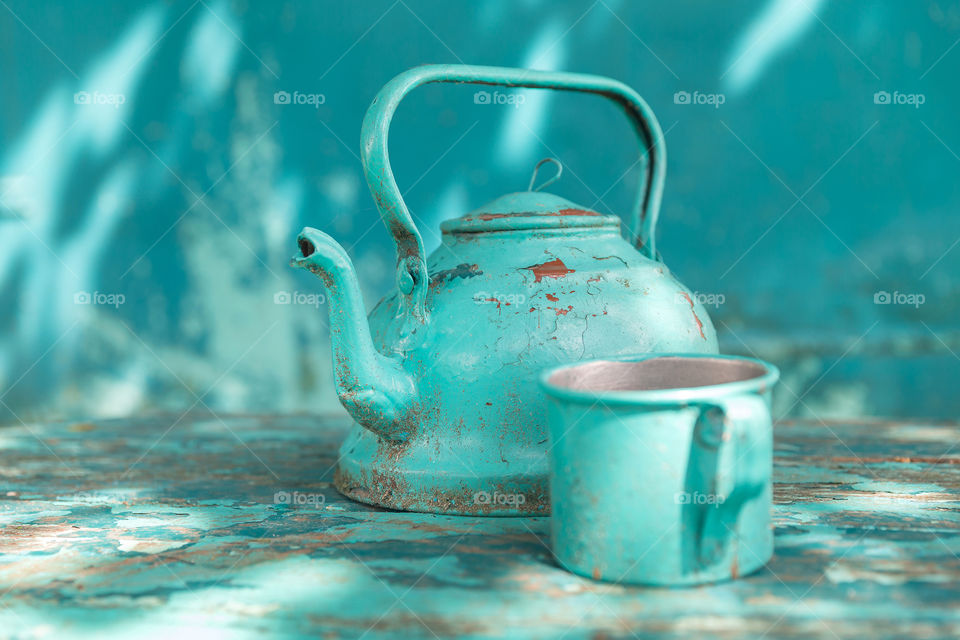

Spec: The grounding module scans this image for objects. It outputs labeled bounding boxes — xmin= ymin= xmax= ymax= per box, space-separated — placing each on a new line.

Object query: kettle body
xmin=293 ymin=65 xmax=718 ymax=515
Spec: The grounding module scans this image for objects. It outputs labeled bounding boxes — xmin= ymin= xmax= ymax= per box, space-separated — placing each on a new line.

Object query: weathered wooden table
xmin=1 ymin=414 xmax=958 ymax=638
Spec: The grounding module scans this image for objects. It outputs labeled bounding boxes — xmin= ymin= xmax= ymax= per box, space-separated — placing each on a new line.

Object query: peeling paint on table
xmin=1 ymin=415 xmax=959 ymax=638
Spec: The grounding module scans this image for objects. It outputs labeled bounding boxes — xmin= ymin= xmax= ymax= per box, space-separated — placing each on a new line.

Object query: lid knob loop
xmin=527 ymin=157 xmax=563 ymax=192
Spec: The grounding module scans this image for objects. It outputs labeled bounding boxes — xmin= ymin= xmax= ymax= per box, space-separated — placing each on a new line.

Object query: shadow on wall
xmin=1 ymin=1 xmax=336 ymax=423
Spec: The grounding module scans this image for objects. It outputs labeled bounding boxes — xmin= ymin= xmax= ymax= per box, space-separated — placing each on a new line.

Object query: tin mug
xmin=540 ymin=354 xmax=779 ymax=586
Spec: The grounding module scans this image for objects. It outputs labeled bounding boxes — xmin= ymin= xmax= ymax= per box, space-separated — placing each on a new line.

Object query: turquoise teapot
xmin=292 ymin=64 xmax=718 ymax=515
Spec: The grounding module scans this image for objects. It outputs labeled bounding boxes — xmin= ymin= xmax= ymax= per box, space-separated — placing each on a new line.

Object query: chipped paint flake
xmin=679 ymin=291 xmax=706 ymax=340
xmin=522 ymin=258 xmax=575 ymax=282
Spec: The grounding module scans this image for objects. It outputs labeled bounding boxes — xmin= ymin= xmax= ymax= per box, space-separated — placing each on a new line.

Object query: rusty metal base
xmin=333 ymin=422 xmax=549 ymax=516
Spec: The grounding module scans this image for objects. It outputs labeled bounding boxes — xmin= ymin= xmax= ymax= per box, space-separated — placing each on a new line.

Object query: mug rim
xmin=539 ymin=353 xmax=780 ymax=405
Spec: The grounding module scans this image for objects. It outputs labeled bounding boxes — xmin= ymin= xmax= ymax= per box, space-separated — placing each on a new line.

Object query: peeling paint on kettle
xmin=678 ymin=291 xmax=707 ymax=340
xmin=522 ymin=258 xmax=576 ymax=282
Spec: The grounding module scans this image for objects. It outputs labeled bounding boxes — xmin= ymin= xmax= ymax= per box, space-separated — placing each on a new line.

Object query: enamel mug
xmin=540 ymin=354 xmax=779 ymax=586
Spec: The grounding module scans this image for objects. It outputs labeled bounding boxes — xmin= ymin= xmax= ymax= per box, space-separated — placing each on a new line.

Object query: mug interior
xmin=547 ymin=356 xmax=769 ymax=393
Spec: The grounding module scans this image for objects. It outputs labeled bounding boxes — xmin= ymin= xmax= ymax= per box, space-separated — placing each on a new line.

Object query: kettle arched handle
xmin=361 ymin=64 xmax=667 ymax=322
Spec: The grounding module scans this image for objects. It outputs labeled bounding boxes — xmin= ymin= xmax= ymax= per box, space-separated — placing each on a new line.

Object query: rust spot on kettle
xmin=678 ymin=291 xmax=706 ymax=340
xmin=545 ymin=293 xmax=559 ymax=302
xmin=335 ymin=466 xmax=549 ymax=516
xmin=557 ymin=208 xmax=600 ymax=216
xmin=522 ymin=258 xmax=575 ymax=282
xmin=467 ymin=209 xmax=598 ymax=221
xmin=484 ymin=297 xmax=505 ymax=311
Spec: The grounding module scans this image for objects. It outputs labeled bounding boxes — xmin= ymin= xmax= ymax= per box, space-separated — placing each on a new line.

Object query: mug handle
xmin=690 ymin=394 xmax=772 ymax=569
xmin=360 ymin=64 xmax=667 ymax=323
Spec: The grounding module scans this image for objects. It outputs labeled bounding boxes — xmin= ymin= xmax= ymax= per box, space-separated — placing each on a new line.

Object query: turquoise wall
xmin=1 ymin=0 xmax=958 ymax=422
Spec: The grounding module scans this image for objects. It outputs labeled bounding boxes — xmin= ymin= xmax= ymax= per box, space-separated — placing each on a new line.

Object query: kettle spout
xmin=292 ymin=227 xmax=418 ymax=441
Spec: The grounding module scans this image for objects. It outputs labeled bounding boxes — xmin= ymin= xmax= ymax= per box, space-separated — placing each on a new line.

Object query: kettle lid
xmin=440 ymin=191 xmax=620 ymax=234
xmin=441 ymin=158 xmax=621 ymax=234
